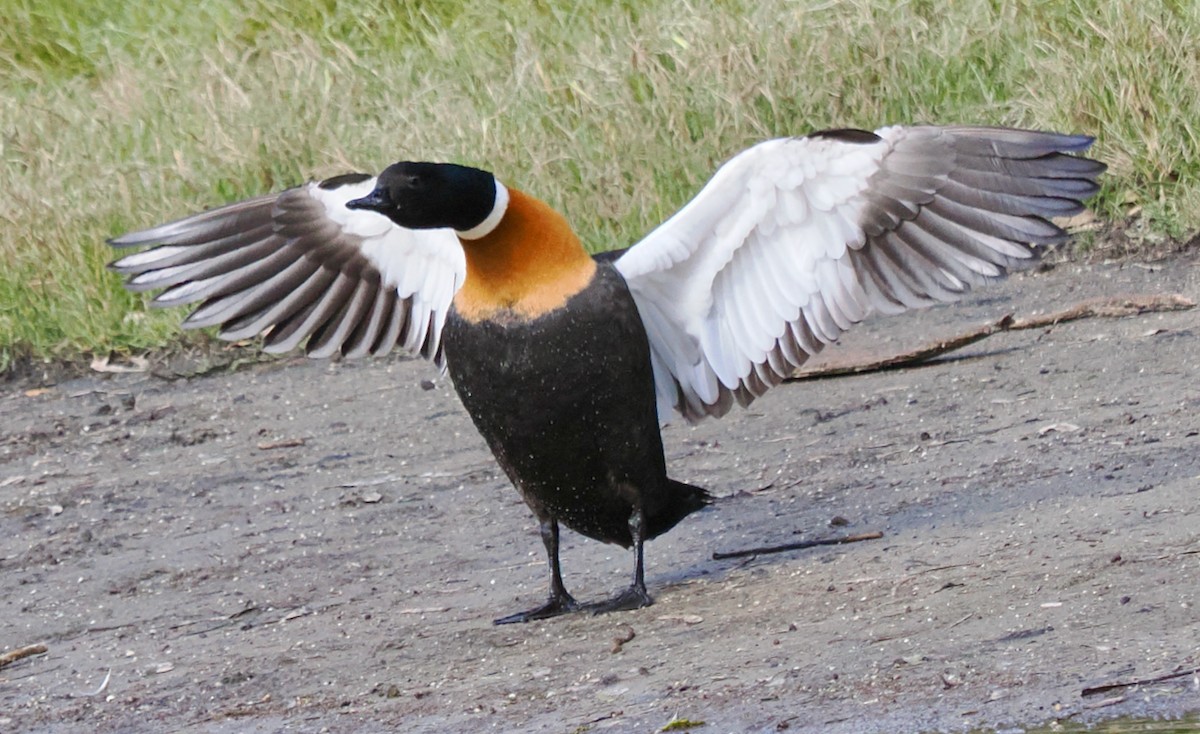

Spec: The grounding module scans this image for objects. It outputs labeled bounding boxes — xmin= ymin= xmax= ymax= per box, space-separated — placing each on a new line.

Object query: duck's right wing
xmin=109 ymin=173 xmax=466 ymax=366
xmin=615 ymin=126 xmax=1105 ymax=422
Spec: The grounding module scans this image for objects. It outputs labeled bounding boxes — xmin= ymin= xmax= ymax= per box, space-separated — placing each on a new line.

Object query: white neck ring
xmin=457 ymin=180 xmax=509 ymax=240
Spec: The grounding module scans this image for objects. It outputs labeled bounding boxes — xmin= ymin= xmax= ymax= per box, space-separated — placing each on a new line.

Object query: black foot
xmin=588 ymin=585 xmax=653 ymax=616
xmin=493 ymin=594 xmax=580 ymax=625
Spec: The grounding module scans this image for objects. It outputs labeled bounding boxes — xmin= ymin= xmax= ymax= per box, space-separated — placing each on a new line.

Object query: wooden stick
xmin=256 ymin=438 xmax=306 ymax=450
xmin=0 ymin=644 xmax=48 ymax=669
xmin=1081 ymin=664 xmax=1200 ymax=697
xmin=713 ymin=531 xmax=883 ymax=560
xmin=789 ymin=294 xmax=1195 ymax=381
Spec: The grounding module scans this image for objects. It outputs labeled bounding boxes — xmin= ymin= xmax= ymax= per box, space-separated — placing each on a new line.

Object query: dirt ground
xmin=2 ymin=253 xmax=1199 ymax=734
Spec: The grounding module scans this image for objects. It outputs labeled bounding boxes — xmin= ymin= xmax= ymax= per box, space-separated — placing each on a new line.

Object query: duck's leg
xmin=589 ymin=507 xmax=654 ymax=615
xmin=494 ymin=517 xmax=580 ymax=625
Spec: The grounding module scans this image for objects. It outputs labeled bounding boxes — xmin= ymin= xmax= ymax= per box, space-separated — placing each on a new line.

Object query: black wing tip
xmin=1044 ymin=131 xmax=1095 ymax=152
xmin=592 ymin=246 xmax=630 ymax=264
xmin=318 ymin=172 xmax=373 ymax=190
xmin=106 ymin=250 xmax=142 ymax=273
xmin=812 ymin=126 xmax=1101 ymax=161
xmin=104 ymin=187 xmax=294 ymax=253
xmin=107 ymin=232 xmax=151 ymax=248
xmin=1076 ymin=156 xmax=1107 ymax=175
xmin=1045 ymin=151 xmax=1107 ymax=187
xmin=809 ymin=128 xmax=883 ymax=145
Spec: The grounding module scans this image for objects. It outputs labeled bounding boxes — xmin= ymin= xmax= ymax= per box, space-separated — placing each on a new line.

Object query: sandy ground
xmin=2 ymin=254 xmax=1199 ymax=734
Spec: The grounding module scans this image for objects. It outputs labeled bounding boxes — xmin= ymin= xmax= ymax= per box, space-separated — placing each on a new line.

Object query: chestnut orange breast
xmin=452 ymin=188 xmax=597 ymax=323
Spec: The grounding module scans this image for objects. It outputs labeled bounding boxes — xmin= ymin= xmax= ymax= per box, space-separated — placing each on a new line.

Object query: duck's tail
xmin=646 ymin=479 xmax=712 ymax=540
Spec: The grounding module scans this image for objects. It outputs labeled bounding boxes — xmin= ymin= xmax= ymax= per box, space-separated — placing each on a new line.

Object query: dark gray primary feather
xmin=848 ymin=126 xmax=1104 ymax=315
xmin=109 ymin=178 xmax=453 ymax=364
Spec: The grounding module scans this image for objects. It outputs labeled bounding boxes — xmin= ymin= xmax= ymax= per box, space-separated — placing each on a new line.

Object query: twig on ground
xmin=712 ymin=531 xmax=883 ymax=560
xmin=611 ymin=625 xmax=636 ymax=654
xmin=256 ymin=438 xmax=306 ymax=450
xmin=1152 ymin=548 xmax=1200 ymax=561
xmin=790 ymin=294 xmax=1195 ymax=380
xmin=0 ymin=644 xmax=47 ymax=669
xmin=1082 ymin=695 xmax=1127 ymax=710
xmin=1082 ymin=664 xmax=1200 ymax=696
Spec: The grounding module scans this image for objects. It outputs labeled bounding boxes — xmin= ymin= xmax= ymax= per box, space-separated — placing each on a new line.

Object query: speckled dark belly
xmin=442 ymin=262 xmax=669 ymax=547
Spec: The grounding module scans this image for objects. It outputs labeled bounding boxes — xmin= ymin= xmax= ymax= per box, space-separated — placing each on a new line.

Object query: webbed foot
xmin=587 ymin=584 xmax=653 ymax=616
xmin=493 ymin=592 xmax=580 ymax=625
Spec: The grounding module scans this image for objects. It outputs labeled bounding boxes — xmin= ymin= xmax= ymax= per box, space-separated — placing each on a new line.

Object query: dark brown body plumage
xmin=444 ymin=261 xmax=709 ymax=549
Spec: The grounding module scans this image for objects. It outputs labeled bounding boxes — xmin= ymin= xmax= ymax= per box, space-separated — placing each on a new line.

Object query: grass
xmin=2 ymin=0 xmax=1198 ymax=369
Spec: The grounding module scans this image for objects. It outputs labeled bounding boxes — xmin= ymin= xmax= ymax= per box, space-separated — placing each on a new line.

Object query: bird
xmin=108 ymin=125 xmax=1105 ymax=624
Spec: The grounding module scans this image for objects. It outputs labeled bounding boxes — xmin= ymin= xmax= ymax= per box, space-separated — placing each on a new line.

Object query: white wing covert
xmin=615 ymin=126 xmax=1104 ymax=422
xmin=109 ymin=173 xmax=466 ymax=365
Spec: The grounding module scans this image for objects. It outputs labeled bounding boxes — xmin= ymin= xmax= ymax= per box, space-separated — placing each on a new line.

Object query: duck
xmin=109 ymin=125 xmax=1104 ymax=624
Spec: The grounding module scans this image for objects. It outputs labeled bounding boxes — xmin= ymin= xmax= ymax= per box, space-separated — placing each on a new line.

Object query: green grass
xmin=2 ymin=0 xmax=1198 ymax=368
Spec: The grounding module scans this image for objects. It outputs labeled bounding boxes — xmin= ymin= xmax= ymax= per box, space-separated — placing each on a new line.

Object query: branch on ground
xmin=0 ymin=644 xmax=48 ymax=669
xmin=713 ymin=531 xmax=884 ymax=560
xmin=789 ymin=294 xmax=1196 ymax=381
xmin=1082 ymin=664 xmax=1200 ymax=697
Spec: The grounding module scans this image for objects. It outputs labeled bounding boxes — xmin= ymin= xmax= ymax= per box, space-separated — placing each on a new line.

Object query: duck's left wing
xmin=109 ymin=173 xmax=466 ymax=366
xmin=614 ymin=125 xmax=1104 ymax=422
